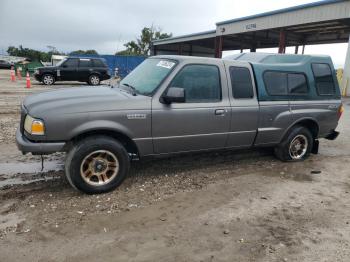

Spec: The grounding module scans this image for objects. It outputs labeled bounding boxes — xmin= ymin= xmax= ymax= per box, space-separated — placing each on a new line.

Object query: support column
xmin=278 ymin=29 xmax=286 ymax=54
xmin=302 ymin=45 xmax=305 ymax=54
xmin=295 ymin=45 xmax=299 ymax=54
xmin=341 ymin=35 xmax=350 ymax=96
xmin=189 ymin=44 xmax=193 ymax=56
xmin=215 ymin=36 xmax=223 ymax=58
xmin=178 ymin=44 xmax=183 ymax=55
xmin=150 ymin=44 xmax=156 ymax=56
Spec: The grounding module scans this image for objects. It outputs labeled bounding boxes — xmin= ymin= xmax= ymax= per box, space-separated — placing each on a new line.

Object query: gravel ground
xmin=0 ymin=69 xmax=350 ymax=262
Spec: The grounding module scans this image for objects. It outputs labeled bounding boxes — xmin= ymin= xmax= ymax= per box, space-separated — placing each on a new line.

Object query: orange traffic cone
xmin=26 ymin=72 xmax=31 ymax=88
xmin=10 ymin=66 xmax=15 ymax=82
xmin=16 ymin=67 xmax=22 ymax=80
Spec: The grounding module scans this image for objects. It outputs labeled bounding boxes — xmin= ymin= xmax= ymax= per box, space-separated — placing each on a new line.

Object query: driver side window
xmin=169 ymin=64 xmax=221 ymax=103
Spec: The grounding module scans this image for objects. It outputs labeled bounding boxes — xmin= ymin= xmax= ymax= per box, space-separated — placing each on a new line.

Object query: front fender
xmin=68 ymin=120 xmax=135 ymax=140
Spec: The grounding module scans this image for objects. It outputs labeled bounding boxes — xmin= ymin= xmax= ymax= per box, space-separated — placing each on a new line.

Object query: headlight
xmin=24 ymin=115 xmax=45 ymax=135
xmin=34 ymin=69 xmax=39 ymax=74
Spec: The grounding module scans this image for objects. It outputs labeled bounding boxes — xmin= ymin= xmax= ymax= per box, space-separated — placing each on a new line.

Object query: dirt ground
xmin=0 ymin=69 xmax=350 ymax=262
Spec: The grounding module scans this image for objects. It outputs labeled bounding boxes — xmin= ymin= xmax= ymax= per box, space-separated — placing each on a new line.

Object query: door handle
xmin=215 ymin=109 xmax=225 ymax=116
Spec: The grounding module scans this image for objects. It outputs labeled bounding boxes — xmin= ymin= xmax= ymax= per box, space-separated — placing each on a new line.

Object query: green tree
xmin=117 ymin=26 xmax=172 ymax=56
xmin=7 ymin=45 xmax=63 ymax=62
xmin=69 ymin=49 xmax=98 ymax=55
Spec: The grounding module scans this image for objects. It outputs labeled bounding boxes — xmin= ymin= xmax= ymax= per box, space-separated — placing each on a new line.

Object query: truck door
xmin=223 ymin=61 xmax=259 ymax=148
xmin=151 ymin=62 xmax=231 ymax=154
xmin=59 ymin=58 xmax=78 ymax=80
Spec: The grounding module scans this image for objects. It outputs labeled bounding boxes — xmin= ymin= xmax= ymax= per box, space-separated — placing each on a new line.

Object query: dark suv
xmin=34 ymin=57 xmax=111 ymax=85
xmin=0 ymin=59 xmax=13 ymax=69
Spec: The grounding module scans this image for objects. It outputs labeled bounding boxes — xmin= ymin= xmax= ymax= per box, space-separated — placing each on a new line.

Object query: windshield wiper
xmin=121 ymin=83 xmax=138 ymax=96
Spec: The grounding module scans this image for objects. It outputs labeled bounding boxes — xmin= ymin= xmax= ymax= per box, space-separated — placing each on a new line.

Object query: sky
xmin=0 ymin=0 xmax=348 ymax=67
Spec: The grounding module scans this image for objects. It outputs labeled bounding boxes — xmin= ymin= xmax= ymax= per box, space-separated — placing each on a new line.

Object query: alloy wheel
xmin=90 ymin=75 xmax=100 ymax=85
xmin=289 ymin=134 xmax=308 ymax=160
xmin=43 ymin=75 xmax=54 ymax=85
xmin=80 ymin=150 xmax=119 ymax=186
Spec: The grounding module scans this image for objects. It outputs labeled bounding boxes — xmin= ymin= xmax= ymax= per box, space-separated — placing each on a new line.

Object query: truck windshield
xmin=120 ymin=58 xmax=176 ymax=96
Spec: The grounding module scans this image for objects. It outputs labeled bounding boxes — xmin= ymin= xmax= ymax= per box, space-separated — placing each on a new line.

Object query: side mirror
xmin=62 ymin=64 xmax=68 ymax=68
xmin=162 ymin=87 xmax=185 ymax=104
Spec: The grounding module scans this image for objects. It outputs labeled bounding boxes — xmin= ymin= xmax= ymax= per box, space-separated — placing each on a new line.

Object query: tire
xmin=42 ymin=74 xmax=55 ymax=85
xmin=274 ymin=125 xmax=313 ymax=162
xmin=88 ymin=74 xmax=100 ymax=86
xmin=65 ymin=136 xmax=130 ymax=194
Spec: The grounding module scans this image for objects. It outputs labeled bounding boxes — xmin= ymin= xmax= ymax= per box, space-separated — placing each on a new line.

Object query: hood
xmin=23 ymin=86 xmax=151 ymax=118
xmin=38 ymin=66 xmax=58 ymax=70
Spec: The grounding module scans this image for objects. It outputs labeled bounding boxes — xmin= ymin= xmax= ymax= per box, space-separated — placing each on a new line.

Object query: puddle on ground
xmin=0 ymin=161 xmax=63 ymax=175
xmin=0 ymin=161 xmax=64 ymax=188
xmin=283 ymin=172 xmax=313 ymax=182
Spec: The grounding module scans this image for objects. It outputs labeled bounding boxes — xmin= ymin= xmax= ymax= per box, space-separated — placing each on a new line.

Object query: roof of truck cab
xmin=224 ymin=52 xmax=332 ymax=66
xmin=152 ymin=53 xmax=333 ymax=65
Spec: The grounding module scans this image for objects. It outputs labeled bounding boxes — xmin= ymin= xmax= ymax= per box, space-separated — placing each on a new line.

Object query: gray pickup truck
xmin=16 ymin=53 xmax=343 ymax=194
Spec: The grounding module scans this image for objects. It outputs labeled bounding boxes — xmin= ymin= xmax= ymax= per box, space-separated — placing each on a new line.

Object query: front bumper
xmin=33 ymin=73 xmax=41 ymax=82
xmin=16 ymin=128 xmax=66 ymax=155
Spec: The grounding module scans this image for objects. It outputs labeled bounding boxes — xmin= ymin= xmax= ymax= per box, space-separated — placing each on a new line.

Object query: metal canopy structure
xmin=151 ymin=0 xmax=350 ymax=95
xmin=152 ymin=30 xmax=217 ymax=57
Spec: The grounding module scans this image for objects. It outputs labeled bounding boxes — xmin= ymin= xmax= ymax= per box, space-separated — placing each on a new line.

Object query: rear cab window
xmin=311 ymin=63 xmax=335 ymax=96
xmin=229 ymin=66 xmax=254 ymax=99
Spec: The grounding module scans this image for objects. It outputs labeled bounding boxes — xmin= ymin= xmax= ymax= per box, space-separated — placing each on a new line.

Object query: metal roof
xmin=152 ymin=0 xmax=350 ymax=56
xmin=152 ymin=54 xmax=221 ymax=62
xmin=152 ymin=30 xmax=216 ymax=43
xmin=152 ymin=0 xmax=348 ymax=46
xmin=152 ymin=30 xmax=216 ymax=45
xmin=216 ymin=0 xmax=345 ymax=26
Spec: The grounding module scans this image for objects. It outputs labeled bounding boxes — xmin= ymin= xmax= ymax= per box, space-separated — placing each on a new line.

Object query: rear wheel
xmin=274 ymin=126 xmax=313 ymax=162
xmin=88 ymin=74 xmax=100 ymax=86
xmin=65 ymin=136 xmax=130 ymax=194
xmin=42 ymin=74 xmax=55 ymax=85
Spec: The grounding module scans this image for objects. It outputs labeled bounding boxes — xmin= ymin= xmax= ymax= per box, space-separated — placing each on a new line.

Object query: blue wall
xmin=70 ymin=54 xmax=146 ymax=78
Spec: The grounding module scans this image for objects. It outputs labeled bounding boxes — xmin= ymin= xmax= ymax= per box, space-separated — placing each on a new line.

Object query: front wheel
xmin=274 ymin=126 xmax=313 ymax=162
xmin=65 ymin=136 xmax=130 ymax=194
xmin=42 ymin=74 xmax=55 ymax=85
xmin=88 ymin=74 xmax=100 ymax=86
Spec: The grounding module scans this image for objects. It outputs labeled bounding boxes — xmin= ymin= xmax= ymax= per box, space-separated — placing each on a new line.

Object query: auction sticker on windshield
xmin=156 ymin=60 xmax=175 ymax=69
